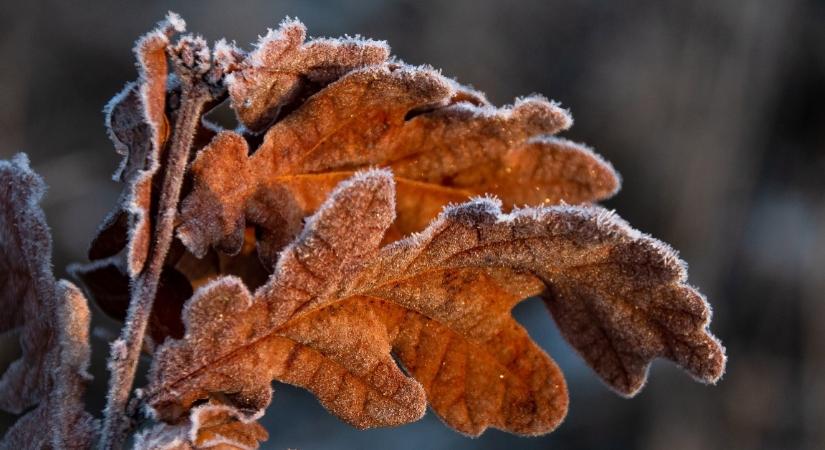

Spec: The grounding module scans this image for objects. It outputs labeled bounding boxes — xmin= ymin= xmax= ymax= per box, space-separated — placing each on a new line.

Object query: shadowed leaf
xmin=70 ymin=258 xmax=191 ymax=349
xmin=89 ymin=13 xmax=183 ymax=276
xmin=0 ymin=154 xmax=97 ymax=448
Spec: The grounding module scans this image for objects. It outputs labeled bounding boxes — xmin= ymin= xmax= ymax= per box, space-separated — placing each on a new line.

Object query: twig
xmin=97 ymin=36 xmax=224 ymax=450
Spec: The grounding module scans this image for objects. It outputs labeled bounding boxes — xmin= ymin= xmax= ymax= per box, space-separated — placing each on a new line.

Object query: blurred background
xmin=1 ymin=1 xmax=823 ymax=449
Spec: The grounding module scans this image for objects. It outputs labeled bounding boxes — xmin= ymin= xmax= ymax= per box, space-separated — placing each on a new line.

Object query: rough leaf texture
xmin=179 ymin=61 xmax=619 ymax=267
xmin=225 ymin=17 xmax=390 ymax=132
xmin=0 ymin=155 xmax=97 ymax=448
xmin=91 ymin=13 xmax=183 ymax=276
xmin=148 ymin=170 xmax=724 ymax=437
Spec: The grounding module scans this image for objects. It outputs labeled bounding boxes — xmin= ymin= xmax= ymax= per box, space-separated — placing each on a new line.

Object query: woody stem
xmin=98 ymin=77 xmax=212 ymax=450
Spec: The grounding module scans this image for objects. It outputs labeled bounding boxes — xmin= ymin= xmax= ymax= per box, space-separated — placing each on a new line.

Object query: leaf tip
xmin=164 ymin=11 xmax=187 ymax=34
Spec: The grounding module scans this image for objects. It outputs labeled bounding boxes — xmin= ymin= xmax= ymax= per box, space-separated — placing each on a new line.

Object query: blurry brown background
xmin=1 ymin=1 xmax=823 ymax=449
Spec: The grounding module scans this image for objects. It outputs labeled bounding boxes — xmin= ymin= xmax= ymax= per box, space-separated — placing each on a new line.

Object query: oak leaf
xmin=0 ymin=154 xmax=97 ymax=448
xmin=69 ymin=257 xmax=191 ymax=349
xmin=147 ymin=170 xmax=724 ymax=437
xmin=178 ymin=62 xmax=618 ymax=268
xmin=225 ymin=17 xmax=391 ymax=132
xmin=89 ymin=13 xmax=184 ymax=277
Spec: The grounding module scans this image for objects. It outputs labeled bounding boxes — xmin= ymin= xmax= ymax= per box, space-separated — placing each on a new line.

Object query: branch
xmin=98 ymin=36 xmax=227 ymax=450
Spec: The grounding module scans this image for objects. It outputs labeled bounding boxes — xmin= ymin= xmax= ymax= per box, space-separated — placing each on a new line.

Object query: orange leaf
xmin=225 ymin=18 xmax=390 ymax=132
xmin=148 ymin=170 xmax=723 ymax=438
xmin=178 ymin=64 xmax=618 ymax=266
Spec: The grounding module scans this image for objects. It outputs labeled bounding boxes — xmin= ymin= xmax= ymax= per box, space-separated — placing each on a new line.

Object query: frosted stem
xmin=98 ymin=67 xmax=216 ymax=449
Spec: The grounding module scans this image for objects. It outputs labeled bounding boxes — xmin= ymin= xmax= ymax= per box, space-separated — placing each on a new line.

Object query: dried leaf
xmin=365 ymin=201 xmax=726 ymax=400
xmin=135 ymin=400 xmax=267 ymax=450
xmin=543 ymin=247 xmax=724 ymax=395
xmin=98 ymin=25 xmax=248 ymax=447
xmin=70 ymin=258 xmax=191 ymax=348
xmin=90 ymin=13 xmax=183 ymax=276
xmin=178 ymin=64 xmax=618 ymax=266
xmin=83 ymin=14 xmax=617 ymax=360
xmin=148 ymin=170 xmax=723 ymax=438
xmin=225 ymin=18 xmax=390 ymax=132
xmin=0 ymin=154 xmax=97 ymax=448
xmin=73 ymin=230 xmax=271 ymax=348
xmin=149 ymin=171 xmax=427 ymax=430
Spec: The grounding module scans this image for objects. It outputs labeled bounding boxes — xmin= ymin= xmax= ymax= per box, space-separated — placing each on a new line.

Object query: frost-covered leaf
xmin=134 ymin=400 xmax=267 ymax=450
xmin=66 ymin=13 xmax=725 ymax=448
xmin=70 ymin=258 xmax=191 ymax=349
xmin=84 ymin=14 xmax=617 ymax=357
xmin=178 ymin=64 xmax=618 ymax=267
xmin=147 ymin=170 xmax=723 ymax=439
xmin=89 ymin=13 xmax=184 ymax=276
xmin=73 ymin=232 xmax=271 ymax=348
xmin=365 ymin=199 xmax=727 ymax=400
xmin=225 ymin=18 xmax=390 ymax=132
xmin=149 ymin=171 xmax=426 ymax=430
xmin=0 ymin=154 xmax=97 ymax=448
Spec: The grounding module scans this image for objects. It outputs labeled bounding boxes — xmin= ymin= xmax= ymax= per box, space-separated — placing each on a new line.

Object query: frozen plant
xmin=0 ymin=12 xmax=726 ymax=450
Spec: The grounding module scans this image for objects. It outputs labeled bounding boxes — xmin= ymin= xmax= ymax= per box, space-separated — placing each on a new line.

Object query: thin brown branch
xmin=98 ymin=37 xmax=225 ymax=449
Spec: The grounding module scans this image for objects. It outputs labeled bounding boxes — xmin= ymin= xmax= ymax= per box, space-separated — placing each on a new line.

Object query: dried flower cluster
xmin=0 ymin=12 xmax=726 ymax=450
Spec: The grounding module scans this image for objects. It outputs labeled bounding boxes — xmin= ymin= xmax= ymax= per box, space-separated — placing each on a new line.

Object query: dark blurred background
xmin=1 ymin=1 xmax=823 ymax=449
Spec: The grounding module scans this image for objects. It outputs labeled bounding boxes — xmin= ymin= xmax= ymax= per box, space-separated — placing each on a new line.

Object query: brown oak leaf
xmin=146 ymin=170 xmax=724 ymax=439
xmin=89 ymin=13 xmax=184 ymax=277
xmin=0 ymin=154 xmax=97 ymax=448
xmin=69 ymin=257 xmax=191 ymax=349
xmin=225 ymin=18 xmax=390 ymax=132
xmin=178 ymin=63 xmax=618 ymax=268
